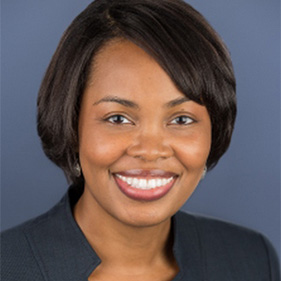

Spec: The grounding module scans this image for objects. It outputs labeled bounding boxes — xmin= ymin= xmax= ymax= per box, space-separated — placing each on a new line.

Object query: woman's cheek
xmin=80 ymin=129 xmax=130 ymax=165
xmin=174 ymin=133 xmax=211 ymax=169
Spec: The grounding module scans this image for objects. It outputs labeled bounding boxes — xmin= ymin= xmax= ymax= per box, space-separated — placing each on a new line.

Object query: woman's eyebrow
xmin=93 ymin=95 xmax=139 ymax=109
xmin=165 ymin=97 xmax=190 ymax=108
xmin=93 ymin=95 xmax=190 ymax=108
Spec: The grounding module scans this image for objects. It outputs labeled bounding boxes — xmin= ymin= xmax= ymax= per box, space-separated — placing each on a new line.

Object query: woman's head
xmin=77 ymin=39 xmax=212 ymax=225
xmin=37 ymin=0 xmax=236 ymax=185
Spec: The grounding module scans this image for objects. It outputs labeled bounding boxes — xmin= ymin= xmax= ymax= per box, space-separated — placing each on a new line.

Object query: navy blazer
xmin=1 ymin=186 xmax=280 ymax=281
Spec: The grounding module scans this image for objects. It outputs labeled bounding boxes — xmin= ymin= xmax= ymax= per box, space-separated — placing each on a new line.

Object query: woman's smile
xmin=113 ymin=169 xmax=179 ymax=201
xmin=76 ymin=39 xmax=211 ymax=227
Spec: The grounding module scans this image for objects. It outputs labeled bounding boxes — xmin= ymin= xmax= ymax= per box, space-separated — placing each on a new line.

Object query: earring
xmin=74 ymin=163 xmax=81 ymax=177
xmin=201 ymin=166 xmax=207 ymax=180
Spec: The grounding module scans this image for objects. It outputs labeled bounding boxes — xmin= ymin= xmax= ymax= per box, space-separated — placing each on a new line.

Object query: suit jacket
xmin=1 ymin=185 xmax=280 ymax=281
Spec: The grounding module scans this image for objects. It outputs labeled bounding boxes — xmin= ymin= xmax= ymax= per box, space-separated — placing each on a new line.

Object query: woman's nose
xmin=126 ymin=130 xmax=173 ymax=161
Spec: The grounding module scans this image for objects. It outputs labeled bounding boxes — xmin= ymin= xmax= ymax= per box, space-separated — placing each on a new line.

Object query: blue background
xmin=1 ymin=0 xmax=280 ymax=257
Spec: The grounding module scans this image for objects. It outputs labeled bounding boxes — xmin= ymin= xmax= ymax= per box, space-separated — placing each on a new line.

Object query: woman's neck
xmin=73 ymin=189 xmax=176 ymax=272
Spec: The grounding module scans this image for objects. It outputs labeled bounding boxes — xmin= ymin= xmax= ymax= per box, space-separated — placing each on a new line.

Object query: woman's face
xmin=78 ymin=40 xmax=211 ymax=227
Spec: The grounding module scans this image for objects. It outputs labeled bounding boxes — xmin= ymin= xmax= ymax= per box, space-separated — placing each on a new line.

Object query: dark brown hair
xmin=37 ymin=0 xmax=236 ymax=184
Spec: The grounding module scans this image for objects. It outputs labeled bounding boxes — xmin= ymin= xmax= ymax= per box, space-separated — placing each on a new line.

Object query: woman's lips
xmin=113 ymin=170 xmax=178 ymax=201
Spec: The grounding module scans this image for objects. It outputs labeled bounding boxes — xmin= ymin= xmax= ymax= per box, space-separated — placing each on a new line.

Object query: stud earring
xmin=201 ymin=166 xmax=207 ymax=180
xmin=74 ymin=163 xmax=81 ymax=177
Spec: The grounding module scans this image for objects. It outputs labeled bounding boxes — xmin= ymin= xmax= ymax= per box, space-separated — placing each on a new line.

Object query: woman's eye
xmin=106 ymin=115 xmax=131 ymax=124
xmin=170 ymin=116 xmax=194 ymax=125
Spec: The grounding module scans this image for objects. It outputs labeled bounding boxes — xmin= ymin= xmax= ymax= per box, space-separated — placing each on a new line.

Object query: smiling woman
xmin=1 ymin=0 xmax=280 ymax=280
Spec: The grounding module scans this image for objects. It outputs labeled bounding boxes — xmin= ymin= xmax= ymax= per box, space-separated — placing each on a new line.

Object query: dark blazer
xmin=1 ymin=186 xmax=280 ymax=281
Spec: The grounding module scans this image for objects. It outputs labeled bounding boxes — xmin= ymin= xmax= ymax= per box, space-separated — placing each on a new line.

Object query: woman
xmin=2 ymin=0 xmax=280 ymax=280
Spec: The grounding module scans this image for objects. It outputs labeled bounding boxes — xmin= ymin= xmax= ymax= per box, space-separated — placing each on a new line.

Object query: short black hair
xmin=37 ymin=0 xmax=236 ymax=184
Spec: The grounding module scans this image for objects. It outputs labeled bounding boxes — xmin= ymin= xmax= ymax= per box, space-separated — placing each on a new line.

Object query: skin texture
xmin=74 ymin=40 xmax=212 ymax=280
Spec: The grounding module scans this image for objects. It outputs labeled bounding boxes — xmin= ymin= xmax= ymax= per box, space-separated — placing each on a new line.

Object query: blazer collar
xmin=24 ymin=188 xmax=101 ymax=281
xmin=173 ymin=211 xmax=205 ymax=280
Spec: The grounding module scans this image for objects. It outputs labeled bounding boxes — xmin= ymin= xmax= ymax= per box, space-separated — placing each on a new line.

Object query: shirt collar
xmin=25 ymin=186 xmax=203 ymax=280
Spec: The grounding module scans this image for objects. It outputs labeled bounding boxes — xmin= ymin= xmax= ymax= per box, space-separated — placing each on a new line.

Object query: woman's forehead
xmin=85 ymin=40 xmax=185 ymax=103
xmin=89 ymin=40 xmax=157 ymax=83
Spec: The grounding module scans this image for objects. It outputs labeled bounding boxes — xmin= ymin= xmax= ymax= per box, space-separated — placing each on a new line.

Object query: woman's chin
xmin=114 ymin=207 xmax=173 ymax=228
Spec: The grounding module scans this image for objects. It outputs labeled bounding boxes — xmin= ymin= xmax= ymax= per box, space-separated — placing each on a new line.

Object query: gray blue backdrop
xmin=1 ymin=0 xmax=280 ymax=257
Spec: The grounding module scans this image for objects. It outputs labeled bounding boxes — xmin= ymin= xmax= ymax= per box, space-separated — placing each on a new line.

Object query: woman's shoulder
xmin=176 ymin=210 xmax=276 ymax=246
xmin=1 ymin=217 xmax=47 ymax=280
xmin=1 ymin=190 xmax=98 ymax=281
xmin=176 ymin=209 xmax=266 ymax=238
xmin=175 ymin=209 xmax=279 ymax=256
xmin=1 ymin=196 xmax=67 ymax=281
xmin=175 ymin=210 xmax=280 ymax=280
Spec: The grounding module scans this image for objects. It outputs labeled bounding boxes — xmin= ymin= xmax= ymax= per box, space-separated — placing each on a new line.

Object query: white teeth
xmin=156 ymin=179 xmax=162 ymax=187
xmin=127 ymin=177 xmax=133 ymax=185
xmin=132 ymin=178 xmax=138 ymax=186
xmin=148 ymin=179 xmax=156 ymax=189
xmin=139 ymin=179 xmax=146 ymax=188
xmin=115 ymin=174 xmax=174 ymax=190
